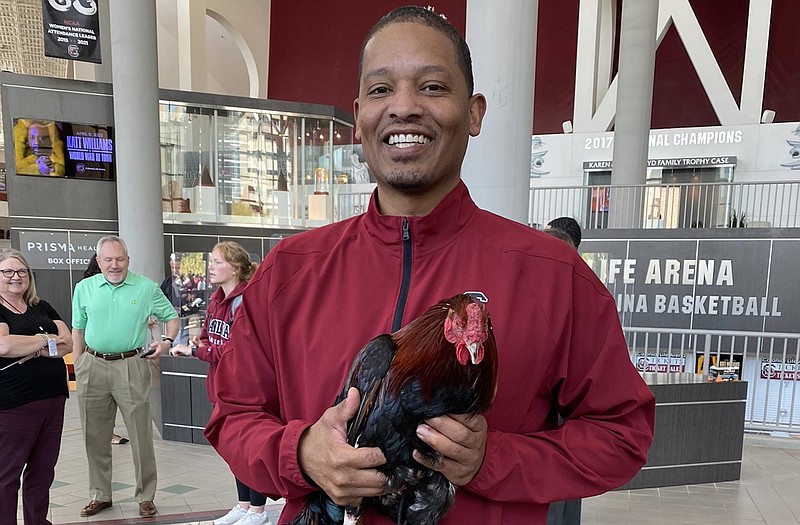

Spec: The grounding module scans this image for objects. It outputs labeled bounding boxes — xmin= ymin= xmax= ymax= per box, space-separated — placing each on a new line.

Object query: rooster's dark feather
xmin=291 ymin=294 xmax=498 ymax=525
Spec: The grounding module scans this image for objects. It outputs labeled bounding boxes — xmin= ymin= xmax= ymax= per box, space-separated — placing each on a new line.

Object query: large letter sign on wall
xmin=573 ymin=0 xmax=773 ymax=132
xmin=582 ymin=237 xmax=799 ymax=334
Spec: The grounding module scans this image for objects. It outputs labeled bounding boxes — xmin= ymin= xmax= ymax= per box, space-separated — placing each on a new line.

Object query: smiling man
xmin=71 ymin=236 xmax=179 ymax=519
xmin=352 ymin=13 xmax=485 ymax=217
xmin=206 ymin=7 xmax=654 ymax=525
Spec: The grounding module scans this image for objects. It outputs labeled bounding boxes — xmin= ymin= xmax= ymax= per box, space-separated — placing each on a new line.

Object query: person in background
xmin=546 ymin=216 xmax=582 ymax=249
xmin=83 ymin=254 xmax=101 ymax=280
xmin=542 ymin=227 xmax=577 ymax=249
xmin=0 ymin=249 xmax=72 ymax=525
xmin=171 ymin=241 xmax=268 ymax=525
xmin=161 ymin=254 xmax=190 ymax=345
xmin=13 ymin=119 xmax=66 ymax=176
xmin=205 ymin=7 xmax=654 ymax=525
xmin=82 ymin=254 xmax=129 ymax=446
xmin=71 ymin=236 xmax=179 ymax=519
xmin=541 ymin=224 xmax=584 ymax=525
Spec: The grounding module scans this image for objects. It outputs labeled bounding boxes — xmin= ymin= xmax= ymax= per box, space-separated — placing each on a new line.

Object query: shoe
xmin=234 ymin=510 xmax=271 ymax=525
xmin=111 ymin=434 xmax=129 ymax=444
xmin=139 ymin=501 xmax=157 ymax=518
xmin=213 ymin=505 xmax=248 ymax=525
xmin=80 ymin=500 xmax=112 ymax=517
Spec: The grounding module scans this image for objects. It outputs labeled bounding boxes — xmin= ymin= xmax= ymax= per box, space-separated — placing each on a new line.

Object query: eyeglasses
xmin=0 ymin=269 xmax=30 ymax=278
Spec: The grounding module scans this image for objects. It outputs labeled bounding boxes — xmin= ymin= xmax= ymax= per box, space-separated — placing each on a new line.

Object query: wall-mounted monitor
xmin=12 ymin=118 xmax=114 ymax=180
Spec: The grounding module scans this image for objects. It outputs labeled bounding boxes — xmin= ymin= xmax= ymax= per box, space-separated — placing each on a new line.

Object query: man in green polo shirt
xmin=71 ymin=235 xmax=179 ymax=519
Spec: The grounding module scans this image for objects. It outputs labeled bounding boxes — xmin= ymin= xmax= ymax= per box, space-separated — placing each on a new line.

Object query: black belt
xmin=85 ymin=347 xmax=142 ymax=361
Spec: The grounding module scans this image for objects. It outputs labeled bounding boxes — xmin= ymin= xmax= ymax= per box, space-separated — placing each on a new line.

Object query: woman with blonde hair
xmin=171 ymin=241 xmax=268 ymax=525
xmin=0 ymin=249 xmax=72 ymax=524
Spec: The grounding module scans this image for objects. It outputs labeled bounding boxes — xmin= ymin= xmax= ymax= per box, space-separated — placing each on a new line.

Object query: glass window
xmin=160 ymin=104 xmax=215 ymax=221
xmin=216 ymin=109 xmax=262 ymax=224
xmin=160 ymin=102 xmax=353 ymax=228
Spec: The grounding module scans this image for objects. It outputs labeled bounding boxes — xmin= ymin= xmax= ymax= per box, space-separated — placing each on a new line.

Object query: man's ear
xmin=353 ymin=98 xmax=362 ymax=141
xmin=468 ymin=93 xmax=487 ymax=137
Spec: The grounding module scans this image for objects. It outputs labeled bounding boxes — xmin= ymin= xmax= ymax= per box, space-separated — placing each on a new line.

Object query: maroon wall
xmin=268 ymin=1 xmax=466 ymax=117
xmin=268 ymin=1 xmax=799 ymax=135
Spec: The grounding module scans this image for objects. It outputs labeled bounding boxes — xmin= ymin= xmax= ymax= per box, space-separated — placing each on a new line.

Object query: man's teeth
xmin=387 ymin=134 xmax=430 ymax=148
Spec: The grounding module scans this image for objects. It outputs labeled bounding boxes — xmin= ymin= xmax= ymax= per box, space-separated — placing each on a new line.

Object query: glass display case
xmin=584 ymin=162 xmax=735 ymax=229
xmin=159 ymin=94 xmax=356 ymax=228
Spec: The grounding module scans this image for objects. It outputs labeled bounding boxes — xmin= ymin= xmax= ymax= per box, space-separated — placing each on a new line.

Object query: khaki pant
xmin=75 ymin=352 xmax=157 ymax=502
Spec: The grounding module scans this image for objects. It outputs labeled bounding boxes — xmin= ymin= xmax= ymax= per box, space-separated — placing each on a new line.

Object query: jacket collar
xmin=213 ymin=280 xmax=248 ymax=304
xmin=362 ymin=181 xmax=478 ymax=253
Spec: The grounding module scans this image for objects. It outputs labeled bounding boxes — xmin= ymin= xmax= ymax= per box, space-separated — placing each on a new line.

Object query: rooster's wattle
xmin=290 ymin=293 xmax=499 ymax=525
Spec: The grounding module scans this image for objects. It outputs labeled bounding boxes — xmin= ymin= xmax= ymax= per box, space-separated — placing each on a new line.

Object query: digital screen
xmin=12 ymin=118 xmax=115 ymax=180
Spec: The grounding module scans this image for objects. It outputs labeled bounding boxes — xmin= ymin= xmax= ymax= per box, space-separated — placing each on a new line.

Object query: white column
xmin=609 ymin=0 xmax=658 ymax=228
xmin=72 ymin=0 xmax=113 ymax=81
xmin=176 ymin=0 xmax=207 ymax=92
xmin=108 ymin=0 xmax=165 ymax=282
xmin=95 ymin=0 xmax=113 ymax=82
xmin=463 ymin=0 xmax=537 ymax=224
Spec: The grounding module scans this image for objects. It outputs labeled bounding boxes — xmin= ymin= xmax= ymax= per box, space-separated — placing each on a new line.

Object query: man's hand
xmin=170 ymin=344 xmax=192 ymax=357
xmin=298 ymin=388 xmax=388 ymax=506
xmin=172 ymin=337 xmax=203 ymax=357
xmin=36 ymin=156 xmax=54 ymax=174
xmin=145 ymin=340 xmax=171 ymax=359
xmin=412 ymin=414 xmax=488 ymax=486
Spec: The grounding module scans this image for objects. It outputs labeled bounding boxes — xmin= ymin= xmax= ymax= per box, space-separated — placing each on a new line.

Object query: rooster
xmin=290 ymin=293 xmax=499 ymax=525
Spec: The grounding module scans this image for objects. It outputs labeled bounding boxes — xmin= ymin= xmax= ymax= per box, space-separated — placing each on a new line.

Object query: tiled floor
xmin=24 ymin=394 xmax=283 ymax=525
xmin=22 ymin=395 xmax=800 ymax=524
xmin=579 ymin=433 xmax=800 ymax=525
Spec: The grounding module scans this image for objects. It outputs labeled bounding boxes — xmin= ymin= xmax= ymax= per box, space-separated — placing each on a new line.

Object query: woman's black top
xmin=0 ymin=300 xmax=68 ymax=410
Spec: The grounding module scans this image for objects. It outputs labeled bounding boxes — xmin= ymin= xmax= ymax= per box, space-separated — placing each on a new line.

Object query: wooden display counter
xmin=621 ymin=373 xmax=748 ymax=489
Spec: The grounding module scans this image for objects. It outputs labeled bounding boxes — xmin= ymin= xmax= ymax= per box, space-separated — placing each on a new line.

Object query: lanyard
xmin=0 ymin=299 xmax=49 ymax=371
xmin=0 ymin=298 xmax=46 ymax=332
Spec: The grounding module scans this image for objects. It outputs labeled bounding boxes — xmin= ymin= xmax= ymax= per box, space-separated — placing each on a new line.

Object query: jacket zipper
xmin=391 ymin=218 xmax=412 ymax=331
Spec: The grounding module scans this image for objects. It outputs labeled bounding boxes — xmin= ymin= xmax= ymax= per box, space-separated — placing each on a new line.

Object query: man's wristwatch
xmin=163 ymin=337 xmax=175 ymax=346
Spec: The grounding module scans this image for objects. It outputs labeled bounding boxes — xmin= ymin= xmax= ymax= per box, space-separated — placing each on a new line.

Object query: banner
xmin=761 ymin=360 xmax=800 ymax=381
xmin=634 ymin=353 xmax=686 ymax=373
xmin=41 ymin=0 xmax=101 ymax=64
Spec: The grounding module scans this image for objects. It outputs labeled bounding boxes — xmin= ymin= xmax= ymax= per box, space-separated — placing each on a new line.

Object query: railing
xmin=624 ymin=327 xmax=800 ymax=432
xmin=530 ymin=180 xmax=800 ymax=229
xmin=337 ymin=191 xmax=372 ymax=221
xmin=338 ymin=181 xmax=800 ymax=228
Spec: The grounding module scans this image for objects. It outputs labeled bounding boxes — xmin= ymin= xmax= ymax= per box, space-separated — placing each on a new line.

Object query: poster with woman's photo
xmin=351 ymin=145 xmax=374 ymax=184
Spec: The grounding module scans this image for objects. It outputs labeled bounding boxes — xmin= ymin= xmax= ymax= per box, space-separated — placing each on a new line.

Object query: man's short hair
xmin=543 ymin=228 xmax=577 ymax=248
xmin=546 ymin=217 xmax=582 ymax=248
xmin=358 ymin=5 xmax=475 ymax=95
xmin=96 ymin=235 xmax=128 ymax=255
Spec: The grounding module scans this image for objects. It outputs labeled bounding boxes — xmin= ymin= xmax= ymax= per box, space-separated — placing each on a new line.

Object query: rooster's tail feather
xmin=287 ymin=504 xmax=318 ymax=525
xmin=290 ymin=493 xmax=346 ymax=525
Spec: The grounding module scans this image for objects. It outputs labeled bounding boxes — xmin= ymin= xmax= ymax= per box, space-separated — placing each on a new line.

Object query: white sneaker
xmin=213 ymin=506 xmax=248 ymax=525
xmin=234 ymin=510 xmax=271 ymax=525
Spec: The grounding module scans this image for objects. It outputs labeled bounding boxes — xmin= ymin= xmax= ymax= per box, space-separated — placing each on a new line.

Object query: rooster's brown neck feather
xmin=387 ymin=297 xmax=498 ymax=414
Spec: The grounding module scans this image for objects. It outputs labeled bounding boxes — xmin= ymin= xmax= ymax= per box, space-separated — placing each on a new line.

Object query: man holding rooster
xmin=206 ymin=6 xmax=655 ymax=525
